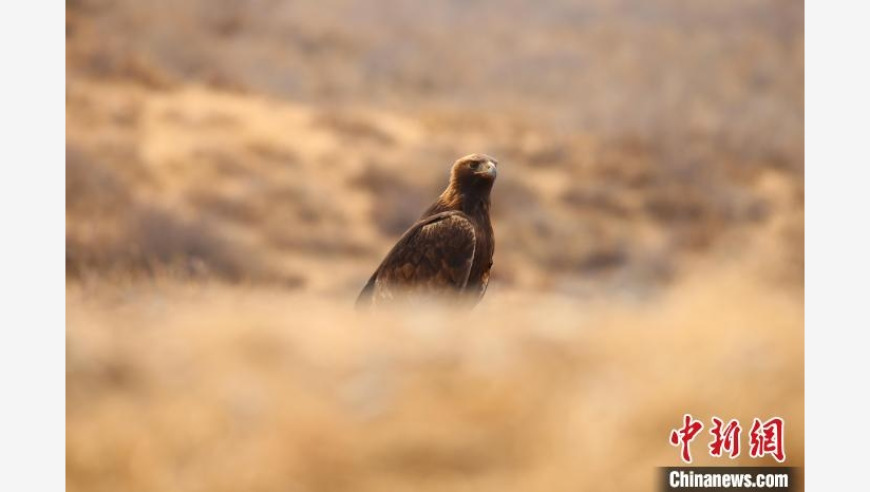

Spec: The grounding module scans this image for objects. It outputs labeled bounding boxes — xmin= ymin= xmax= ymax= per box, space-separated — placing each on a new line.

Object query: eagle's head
xmin=449 ymin=154 xmax=498 ymax=192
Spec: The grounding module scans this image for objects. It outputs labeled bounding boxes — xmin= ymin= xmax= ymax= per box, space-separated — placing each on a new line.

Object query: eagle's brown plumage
xmin=356 ymin=154 xmax=497 ymax=308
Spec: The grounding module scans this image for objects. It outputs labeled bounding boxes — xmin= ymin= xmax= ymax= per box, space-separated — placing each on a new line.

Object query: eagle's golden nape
xmin=356 ymin=154 xmax=497 ymax=309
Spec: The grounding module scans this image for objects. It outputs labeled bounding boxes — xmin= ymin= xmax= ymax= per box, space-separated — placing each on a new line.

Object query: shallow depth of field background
xmin=66 ymin=1 xmax=804 ymax=491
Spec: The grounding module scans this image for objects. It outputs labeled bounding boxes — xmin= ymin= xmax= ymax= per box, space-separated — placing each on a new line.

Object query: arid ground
xmin=67 ymin=1 xmax=804 ymax=491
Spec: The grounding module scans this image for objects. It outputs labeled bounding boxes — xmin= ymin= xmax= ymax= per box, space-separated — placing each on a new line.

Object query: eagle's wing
xmin=356 ymin=211 xmax=476 ymax=307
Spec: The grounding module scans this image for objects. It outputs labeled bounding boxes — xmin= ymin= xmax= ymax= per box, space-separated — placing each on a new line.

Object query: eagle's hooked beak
xmin=479 ymin=160 xmax=497 ymax=178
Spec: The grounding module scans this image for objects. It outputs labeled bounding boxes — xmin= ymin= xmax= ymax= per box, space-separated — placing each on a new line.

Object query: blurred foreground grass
xmin=68 ymin=263 xmax=802 ymax=492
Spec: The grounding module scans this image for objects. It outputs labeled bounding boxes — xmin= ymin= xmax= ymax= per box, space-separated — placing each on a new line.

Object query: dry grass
xmin=65 ymin=79 xmax=803 ymax=295
xmin=66 ymin=1 xmax=803 ymax=490
xmin=67 ymin=265 xmax=803 ymax=492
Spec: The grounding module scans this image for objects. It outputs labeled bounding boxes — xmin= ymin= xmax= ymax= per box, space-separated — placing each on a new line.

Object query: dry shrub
xmin=125 ymin=205 xmax=257 ymax=280
xmin=560 ymin=185 xmax=630 ymax=218
xmin=66 ymin=144 xmax=287 ymax=284
xmin=66 ymin=145 xmax=132 ymax=215
xmin=67 ymin=203 xmax=273 ymax=284
xmin=351 ymin=164 xmax=434 ymax=237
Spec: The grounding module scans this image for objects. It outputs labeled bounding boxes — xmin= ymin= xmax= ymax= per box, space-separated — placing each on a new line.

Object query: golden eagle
xmin=356 ymin=154 xmax=497 ymax=308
